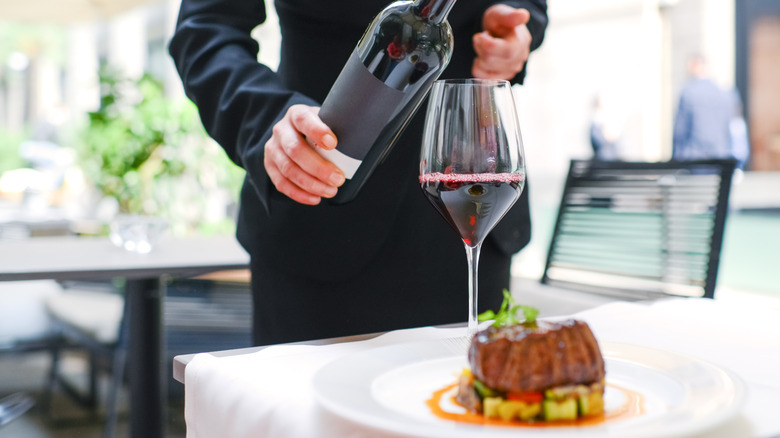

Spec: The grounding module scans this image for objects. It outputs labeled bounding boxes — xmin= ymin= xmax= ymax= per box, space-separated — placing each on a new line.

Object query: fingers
xmin=482 ymin=5 xmax=530 ymax=38
xmin=291 ymin=106 xmax=338 ymax=151
xmin=473 ymin=6 xmax=532 ymax=80
xmin=265 ymin=149 xmax=326 ymax=205
xmin=472 ymin=33 xmax=517 ymax=80
xmin=472 ymin=26 xmax=531 ymax=80
xmin=264 ymin=105 xmax=346 ymax=205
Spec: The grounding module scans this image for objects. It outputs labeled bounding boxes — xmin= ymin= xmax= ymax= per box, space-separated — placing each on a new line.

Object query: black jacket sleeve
xmin=169 ymin=0 xmax=315 ymax=214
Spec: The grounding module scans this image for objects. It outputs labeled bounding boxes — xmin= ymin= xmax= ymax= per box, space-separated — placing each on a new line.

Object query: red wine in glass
xmin=420 ymin=172 xmax=525 ymax=246
xmin=419 ymin=78 xmax=526 ymax=336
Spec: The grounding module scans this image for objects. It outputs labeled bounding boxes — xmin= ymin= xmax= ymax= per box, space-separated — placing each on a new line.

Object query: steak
xmin=468 ymin=319 xmax=605 ymax=393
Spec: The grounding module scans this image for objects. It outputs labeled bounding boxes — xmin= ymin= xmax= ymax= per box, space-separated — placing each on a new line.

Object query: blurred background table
xmin=0 ymin=235 xmax=249 ymax=438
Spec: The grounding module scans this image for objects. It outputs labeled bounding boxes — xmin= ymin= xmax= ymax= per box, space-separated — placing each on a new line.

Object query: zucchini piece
xmin=578 ymin=391 xmax=605 ymax=416
xmin=516 ymin=401 xmax=542 ymax=420
xmin=485 ymin=399 xmax=542 ymax=421
xmin=544 ymin=387 xmax=567 ymax=400
xmin=545 ymin=384 xmax=587 ymax=401
xmin=473 ymin=379 xmax=500 ymax=399
xmin=543 ymin=398 xmax=578 ymax=421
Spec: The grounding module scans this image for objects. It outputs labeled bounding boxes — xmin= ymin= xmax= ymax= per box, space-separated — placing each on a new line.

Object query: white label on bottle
xmin=316 ymin=147 xmax=362 ymax=179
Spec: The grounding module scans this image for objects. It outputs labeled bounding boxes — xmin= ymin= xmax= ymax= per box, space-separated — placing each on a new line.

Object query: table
xmin=171 ymin=278 xmax=620 ymax=383
xmin=0 ymin=235 xmax=250 ymax=438
xmin=0 ymin=202 xmax=73 ymax=238
xmin=174 ymin=284 xmax=780 ymax=438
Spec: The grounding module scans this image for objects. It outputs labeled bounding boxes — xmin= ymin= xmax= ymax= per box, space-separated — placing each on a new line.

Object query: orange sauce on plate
xmin=425 ymin=382 xmax=644 ymax=428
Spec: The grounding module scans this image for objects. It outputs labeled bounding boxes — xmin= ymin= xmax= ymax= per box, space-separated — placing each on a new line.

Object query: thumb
xmin=483 ymin=6 xmax=530 ymax=37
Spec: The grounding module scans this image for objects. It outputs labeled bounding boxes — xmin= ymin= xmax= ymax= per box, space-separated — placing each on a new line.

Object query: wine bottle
xmin=317 ymin=0 xmax=457 ymax=204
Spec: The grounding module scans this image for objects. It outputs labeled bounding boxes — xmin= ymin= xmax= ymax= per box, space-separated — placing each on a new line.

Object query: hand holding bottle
xmin=472 ymin=5 xmax=533 ymax=80
xmin=265 ymin=1 xmax=535 ymax=206
xmin=263 ymin=104 xmax=345 ymax=205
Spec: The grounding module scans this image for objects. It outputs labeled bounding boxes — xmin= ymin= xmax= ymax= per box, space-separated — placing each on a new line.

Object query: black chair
xmin=42 ymin=276 xmax=253 ymax=437
xmin=41 ymin=281 xmax=126 ymax=436
xmin=542 ymin=159 xmax=736 ymax=299
xmin=0 ymin=280 xmax=64 ymax=428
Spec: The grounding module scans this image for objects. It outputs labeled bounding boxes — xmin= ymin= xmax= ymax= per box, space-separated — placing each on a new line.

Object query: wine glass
xmin=419 ymin=78 xmax=526 ymax=337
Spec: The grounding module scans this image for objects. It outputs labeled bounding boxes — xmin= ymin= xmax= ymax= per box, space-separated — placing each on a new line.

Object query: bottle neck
xmin=415 ymin=0 xmax=456 ymax=24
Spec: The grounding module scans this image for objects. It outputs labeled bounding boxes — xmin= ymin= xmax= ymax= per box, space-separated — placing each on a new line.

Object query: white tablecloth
xmin=183 ymin=298 xmax=780 ymax=438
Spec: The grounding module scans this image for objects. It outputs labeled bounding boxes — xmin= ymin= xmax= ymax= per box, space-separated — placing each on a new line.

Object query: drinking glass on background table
xmin=109 ymin=214 xmax=169 ymax=254
xmin=419 ymin=79 xmax=526 ymax=336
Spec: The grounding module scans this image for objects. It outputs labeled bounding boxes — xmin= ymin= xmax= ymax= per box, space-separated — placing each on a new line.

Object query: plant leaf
xmin=477 ymin=289 xmax=539 ymax=328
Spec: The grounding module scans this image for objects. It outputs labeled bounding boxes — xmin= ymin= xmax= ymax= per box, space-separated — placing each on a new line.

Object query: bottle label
xmin=318 ymin=50 xmax=405 ymax=179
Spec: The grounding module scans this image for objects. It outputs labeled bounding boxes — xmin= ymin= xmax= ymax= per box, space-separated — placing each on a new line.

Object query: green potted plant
xmin=76 ymin=66 xmax=244 ymax=237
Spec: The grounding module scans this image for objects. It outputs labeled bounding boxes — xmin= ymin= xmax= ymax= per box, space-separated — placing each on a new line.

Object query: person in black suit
xmin=169 ymin=0 xmax=548 ymax=345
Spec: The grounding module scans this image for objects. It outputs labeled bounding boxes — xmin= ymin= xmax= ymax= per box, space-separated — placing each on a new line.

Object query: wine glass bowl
xmin=419 ymin=78 xmax=526 ymax=336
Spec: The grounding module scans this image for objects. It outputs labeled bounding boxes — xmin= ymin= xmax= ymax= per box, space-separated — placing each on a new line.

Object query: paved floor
xmin=0 ymin=350 xmax=186 ymax=438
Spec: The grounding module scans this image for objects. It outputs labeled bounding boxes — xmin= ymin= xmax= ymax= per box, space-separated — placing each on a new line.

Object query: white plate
xmin=312 ymin=339 xmax=745 ymax=437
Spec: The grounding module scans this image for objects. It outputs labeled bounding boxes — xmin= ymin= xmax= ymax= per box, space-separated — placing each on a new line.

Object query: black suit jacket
xmin=170 ymin=0 xmax=547 ymax=344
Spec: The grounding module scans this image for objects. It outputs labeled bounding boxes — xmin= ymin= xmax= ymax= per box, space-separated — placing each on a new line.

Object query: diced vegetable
xmin=507 ymin=391 xmax=543 ymax=404
xmin=484 ymin=398 xmax=541 ymax=421
xmin=512 ymin=401 xmax=541 ymax=421
xmin=542 ymin=398 xmax=578 ymax=421
xmin=456 ymin=372 xmax=482 ymax=413
xmin=578 ymin=391 xmax=605 ymax=416
xmin=457 ymin=369 xmax=605 ymax=422
xmin=545 ymin=384 xmax=585 ymax=400
xmin=483 ymin=397 xmax=502 ymax=418
xmin=473 ymin=379 xmax=500 ymax=399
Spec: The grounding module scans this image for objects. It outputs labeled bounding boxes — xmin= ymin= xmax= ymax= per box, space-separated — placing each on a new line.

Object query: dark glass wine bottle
xmin=317 ymin=0 xmax=456 ymax=204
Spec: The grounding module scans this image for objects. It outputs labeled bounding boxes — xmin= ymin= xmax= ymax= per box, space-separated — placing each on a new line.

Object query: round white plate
xmin=312 ymin=339 xmax=745 ymax=437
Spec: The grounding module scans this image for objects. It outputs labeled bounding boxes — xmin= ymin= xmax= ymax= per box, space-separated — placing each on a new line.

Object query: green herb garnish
xmin=477 ymin=289 xmax=539 ymax=327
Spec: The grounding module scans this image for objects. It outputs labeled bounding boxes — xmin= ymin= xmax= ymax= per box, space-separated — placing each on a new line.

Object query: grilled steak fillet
xmin=468 ymin=320 xmax=604 ymax=393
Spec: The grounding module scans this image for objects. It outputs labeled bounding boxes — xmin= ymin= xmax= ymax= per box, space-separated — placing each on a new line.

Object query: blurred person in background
xmin=169 ymin=0 xmax=548 ymax=346
xmin=729 ymin=99 xmax=750 ymax=172
xmin=673 ymin=54 xmax=749 ymax=170
xmin=589 ymin=90 xmax=623 ymax=161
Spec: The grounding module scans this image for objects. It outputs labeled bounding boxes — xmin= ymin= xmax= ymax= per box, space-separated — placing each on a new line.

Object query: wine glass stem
xmin=464 ymin=242 xmax=482 ymax=337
